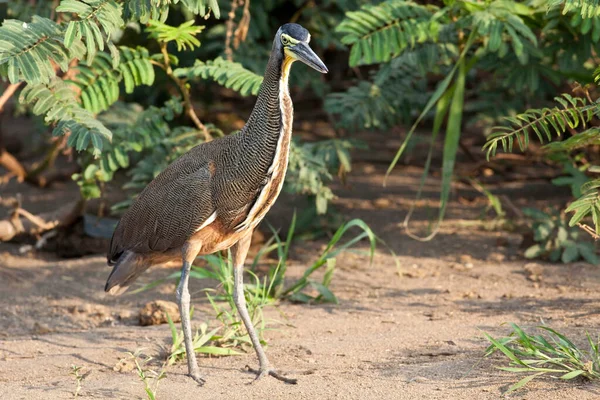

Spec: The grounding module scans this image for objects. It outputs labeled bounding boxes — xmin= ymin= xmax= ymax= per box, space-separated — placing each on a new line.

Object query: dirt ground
xmin=2 ymin=162 xmax=600 ymax=400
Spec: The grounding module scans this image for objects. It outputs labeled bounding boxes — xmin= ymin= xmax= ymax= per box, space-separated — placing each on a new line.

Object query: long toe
xmin=245 ymin=365 xmax=298 ymax=385
xmin=189 ymin=372 xmax=206 ymax=386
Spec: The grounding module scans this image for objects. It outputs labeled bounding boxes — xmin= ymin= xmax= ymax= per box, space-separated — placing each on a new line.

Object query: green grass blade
xmin=484 ymin=333 xmax=528 ymax=367
xmin=165 ymin=312 xmax=178 ymax=344
xmin=560 ymin=370 xmax=585 ymax=380
xmin=384 ymin=29 xmax=477 ymax=184
xmin=404 ymin=55 xmax=467 ymax=241
xmin=506 ymin=372 xmax=545 ymax=393
xmin=196 ymin=346 xmax=242 ymax=356
xmin=402 ymin=80 xmax=453 ymax=241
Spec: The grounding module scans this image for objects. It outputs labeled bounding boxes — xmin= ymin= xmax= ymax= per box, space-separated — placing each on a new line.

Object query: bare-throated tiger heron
xmin=105 ymin=23 xmax=327 ymax=385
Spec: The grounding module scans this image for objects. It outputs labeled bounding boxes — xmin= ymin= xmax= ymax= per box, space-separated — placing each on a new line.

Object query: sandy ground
xmin=2 ymin=164 xmax=600 ymax=399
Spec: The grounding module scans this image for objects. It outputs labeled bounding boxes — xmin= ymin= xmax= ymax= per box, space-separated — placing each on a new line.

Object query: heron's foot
xmin=245 ymin=364 xmax=298 ymax=385
xmin=187 ymin=370 xmax=206 ymax=386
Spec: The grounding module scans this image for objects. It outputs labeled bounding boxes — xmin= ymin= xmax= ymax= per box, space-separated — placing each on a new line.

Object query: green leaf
xmin=195 ymin=346 xmax=242 ymax=356
xmin=337 ymin=1 xmax=439 ymax=66
xmin=578 ymin=244 xmax=599 ymax=265
xmin=506 ymin=372 xmax=545 ymax=393
xmin=175 ymin=57 xmax=263 ymax=97
xmin=312 ymin=282 xmax=338 ymax=304
xmin=146 ymin=20 xmax=204 ymax=51
xmin=484 ymin=333 xmax=528 ymax=367
xmin=0 ymin=17 xmax=71 ymax=84
xmin=560 ymin=370 xmax=585 ymax=380
xmin=561 ymin=245 xmax=579 ymax=263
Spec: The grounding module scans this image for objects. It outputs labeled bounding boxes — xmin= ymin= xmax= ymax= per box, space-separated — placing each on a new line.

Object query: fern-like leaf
xmin=0 ymin=17 xmax=83 ymax=84
xmin=94 ymin=98 xmax=185 ymax=192
xmin=469 ymin=1 xmax=538 ymax=64
xmin=327 ymin=42 xmax=456 ymax=131
xmin=118 ymin=46 xmax=156 ymax=94
xmin=548 ymin=0 xmax=600 ymax=18
xmin=20 ymin=79 xmax=112 ymax=156
xmin=565 ymin=178 xmax=600 ymax=234
xmin=57 ymin=0 xmax=124 ymax=65
xmin=179 ymin=0 xmax=220 ymax=19
xmin=6 ymin=1 xmax=56 ymax=20
xmin=70 ymin=52 xmax=120 ymax=113
xmin=483 ymin=94 xmax=599 ymax=159
xmin=122 ymin=0 xmax=170 ymax=23
xmin=174 ymin=57 xmax=263 ymax=96
xmin=69 ymin=47 xmax=155 ymax=113
xmin=146 ymin=20 xmax=204 ymax=51
xmin=122 ymin=0 xmax=219 ymax=23
xmin=336 ymin=0 xmax=439 ymax=66
xmin=543 ymin=127 xmax=600 ymax=153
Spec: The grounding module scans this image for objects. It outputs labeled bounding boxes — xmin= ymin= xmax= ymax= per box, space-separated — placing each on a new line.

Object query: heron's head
xmin=276 ymin=23 xmax=328 ymax=74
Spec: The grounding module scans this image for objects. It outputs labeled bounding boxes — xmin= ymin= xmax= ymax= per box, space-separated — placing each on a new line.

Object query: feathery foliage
xmin=548 ymin=0 xmax=600 ymax=18
xmin=68 ymin=47 xmax=154 ymax=114
xmin=483 ymin=94 xmax=599 ymax=159
xmin=326 ymin=44 xmax=452 ymax=131
xmin=337 ymin=1 xmax=439 ymax=66
xmin=565 ymin=178 xmax=600 ymax=235
xmin=287 ymin=139 xmax=357 ymax=215
xmin=57 ymin=0 xmax=124 ymax=65
xmin=122 ymin=0 xmax=219 ymax=23
xmin=175 ymin=57 xmax=263 ymax=96
xmin=20 ymin=79 xmax=112 ymax=157
xmin=484 ymin=91 xmax=600 ymax=239
xmin=331 ymin=0 xmax=600 ymax=240
xmin=146 ymin=20 xmax=203 ymax=51
xmin=0 ymin=17 xmax=84 ymax=84
xmin=118 ymin=46 xmax=155 ymax=93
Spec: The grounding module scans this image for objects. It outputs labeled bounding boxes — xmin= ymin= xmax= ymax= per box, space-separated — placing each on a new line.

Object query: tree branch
xmin=0 ymin=82 xmax=28 ymax=182
xmin=224 ymin=0 xmax=241 ymax=61
xmin=577 ymin=223 xmax=600 ymax=241
xmin=0 ymin=82 xmax=22 ymax=113
xmin=159 ymin=43 xmax=211 ymax=141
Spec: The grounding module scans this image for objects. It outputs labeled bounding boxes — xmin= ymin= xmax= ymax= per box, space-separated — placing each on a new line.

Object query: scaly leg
xmin=177 ymin=242 xmax=204 ymax=385
xmin=231 ymin=231 xmax=297 ymax=384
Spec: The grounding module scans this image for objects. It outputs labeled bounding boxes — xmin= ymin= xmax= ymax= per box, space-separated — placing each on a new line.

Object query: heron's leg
xmin=231 ymin=231 xmax=297 ymax=384
xmin=177 ymin=242 xmax=204 ymax=385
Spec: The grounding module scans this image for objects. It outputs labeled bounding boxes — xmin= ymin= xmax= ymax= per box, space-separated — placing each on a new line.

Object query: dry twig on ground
xmin=0 ymin=196 xmax=84 ymax=242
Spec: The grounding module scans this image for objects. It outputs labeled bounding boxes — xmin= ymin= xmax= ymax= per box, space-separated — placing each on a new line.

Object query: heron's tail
xmin=105 ymin=251 xmax=149 ymax=295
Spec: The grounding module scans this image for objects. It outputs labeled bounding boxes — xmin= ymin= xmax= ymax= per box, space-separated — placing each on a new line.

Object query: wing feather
xmin=108 ymin=151 xmax=214 ymax=261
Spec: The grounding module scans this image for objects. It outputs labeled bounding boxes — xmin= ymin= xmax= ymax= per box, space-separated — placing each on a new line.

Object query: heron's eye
xmin=281 ymin=36 xmax=290 ymax=45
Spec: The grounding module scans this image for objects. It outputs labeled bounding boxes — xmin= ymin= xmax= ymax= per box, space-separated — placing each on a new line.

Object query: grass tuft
xmin=484 ymin=323 xmax=600 ymax=393
xmin=165 ymin=310 xmax=243 ymax=364
xmin=126 ymin=349 xmax=167 ymax=400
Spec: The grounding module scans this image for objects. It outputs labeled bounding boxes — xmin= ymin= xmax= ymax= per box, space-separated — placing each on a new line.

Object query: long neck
xmin=240 ymin=43 xmax=293 ymax=172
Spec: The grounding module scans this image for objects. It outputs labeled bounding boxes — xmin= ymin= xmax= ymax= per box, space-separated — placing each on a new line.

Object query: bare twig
xmin=0 ymin=82 xmax=29 ymax=182
xmin=225 ymin=0 xmax=241 ymax=61
xmin=0 ymin=82 xmax=23 ymax=113
xmin=0 ymin=198 xmax=84 ymax=242
xmin=577 ymin=223 xmax=600 ymax=241
xmin=233 ymin=0 xmax=251 ymax=49
xmin=0 ymin=150 xmax=27 ymax=182
xmin=16 ymin=208 xmax=57 ymax=230
xmin=159 ymin=43 xmax=210 ymax=141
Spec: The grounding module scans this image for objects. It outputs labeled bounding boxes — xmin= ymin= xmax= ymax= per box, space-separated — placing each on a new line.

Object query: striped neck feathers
xmin=242 ymin=44 xmax=294 ymax=138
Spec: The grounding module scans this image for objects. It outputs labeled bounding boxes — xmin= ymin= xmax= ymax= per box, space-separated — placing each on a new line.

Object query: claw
xmin=245 ymin=365 xmax=298 ymax=384
xmin=188 ymin=372 xmax=206 ymax=386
